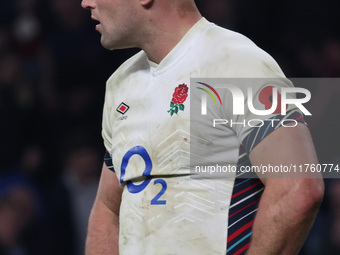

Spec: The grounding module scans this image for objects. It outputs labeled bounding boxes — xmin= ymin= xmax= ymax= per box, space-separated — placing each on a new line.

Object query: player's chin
xmin=101 ymin=38 xmax=131 ymax=51
xmin=100 ymin=37 xmax=115 ymax=50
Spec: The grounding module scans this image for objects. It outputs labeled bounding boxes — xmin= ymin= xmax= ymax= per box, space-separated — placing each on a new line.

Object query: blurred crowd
xmin=0 ymin=0 xmax=339 ymax=254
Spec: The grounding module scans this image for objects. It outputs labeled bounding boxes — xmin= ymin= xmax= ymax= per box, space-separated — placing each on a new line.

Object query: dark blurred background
xmin=0 ymin=0 xmax=339 ymax=254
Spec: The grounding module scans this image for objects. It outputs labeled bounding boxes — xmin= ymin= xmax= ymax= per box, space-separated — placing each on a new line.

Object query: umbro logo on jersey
xmin=117 ymin=102 xmax=130 ymax=115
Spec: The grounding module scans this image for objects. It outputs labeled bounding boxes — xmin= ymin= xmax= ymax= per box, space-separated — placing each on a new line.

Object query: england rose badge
xmin=168 ymin=83 xmax=188 ymax=116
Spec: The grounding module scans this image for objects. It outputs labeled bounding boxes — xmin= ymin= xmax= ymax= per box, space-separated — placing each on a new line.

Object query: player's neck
xmin=140 ymin=7 xmax=202 ymax=64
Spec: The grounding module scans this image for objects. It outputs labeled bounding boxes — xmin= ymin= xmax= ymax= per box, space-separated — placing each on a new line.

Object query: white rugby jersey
xmin=102 ymin=18 xmax=303 ymax=255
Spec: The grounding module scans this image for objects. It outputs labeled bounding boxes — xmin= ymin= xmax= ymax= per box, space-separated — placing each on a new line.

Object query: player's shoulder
xmin=204 ymin=23 xmax=272 ymax=61
xmin=106 ymin=50 xmax=149 ymax=89
xmin=197 ymin=22 xmax=285 ymax=77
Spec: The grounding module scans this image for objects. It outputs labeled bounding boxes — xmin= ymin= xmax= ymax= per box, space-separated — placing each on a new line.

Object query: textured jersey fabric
xmin=102 ymin=18 xmax=303 ymax=255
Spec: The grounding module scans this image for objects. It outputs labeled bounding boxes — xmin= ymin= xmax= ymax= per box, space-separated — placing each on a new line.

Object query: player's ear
xmin=140 ymin=0 xmax=153 ymax=8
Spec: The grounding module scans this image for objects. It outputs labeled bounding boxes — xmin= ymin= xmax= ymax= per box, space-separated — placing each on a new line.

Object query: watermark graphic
xmin=196 ymin=82 xmax=223 ymax=115
xmin=197 ymin=82 xmax=311 ymax=116
xmin=190 ymin=78 xmax=340 ymax=179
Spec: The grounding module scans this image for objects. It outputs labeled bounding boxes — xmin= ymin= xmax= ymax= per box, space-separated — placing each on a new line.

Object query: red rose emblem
xmin=168 ymin=83 xmax=188 ymax=116
xmin=171 ymin=84 xmax=188 ymax=104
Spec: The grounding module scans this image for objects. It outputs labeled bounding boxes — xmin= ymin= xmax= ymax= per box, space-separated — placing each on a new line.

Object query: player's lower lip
xmin=95 ymin=23 xmax=101 ymax=30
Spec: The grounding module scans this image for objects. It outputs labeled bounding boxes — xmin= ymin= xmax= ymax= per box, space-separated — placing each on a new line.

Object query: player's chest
xmin=112 ymin=75 xmax=190 ymax=132
xmin=109 ymin=75 xmax=192 ymax=175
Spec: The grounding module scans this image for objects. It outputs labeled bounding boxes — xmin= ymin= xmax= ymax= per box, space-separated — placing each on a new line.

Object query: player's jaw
xmin=91 ymin=14 xmax=141 ymax=50
xmin=82 ymin=0 xmax=138 ymax=49
xmin=96 ymin=23 xmax=137 ymax=50
xmin=88 ymin=15 xmax=124 ymax=49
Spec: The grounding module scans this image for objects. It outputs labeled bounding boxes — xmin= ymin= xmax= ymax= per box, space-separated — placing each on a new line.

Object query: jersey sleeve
xmin=102 ymin=93 xmax=112 ymax=151
xmin=104 ymin=150 xmax=115 ymax=172
xmin=241 ymin=109 xmax=306 ymax=155
xmin=102 ymin=82 xmax=115 ymax=172
xmin=229 ymin=78 xmax=306 ymax=155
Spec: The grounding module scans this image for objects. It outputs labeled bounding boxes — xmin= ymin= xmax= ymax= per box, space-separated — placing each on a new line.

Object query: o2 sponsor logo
xmin=120 ymin=146 xmax=167 ymax=205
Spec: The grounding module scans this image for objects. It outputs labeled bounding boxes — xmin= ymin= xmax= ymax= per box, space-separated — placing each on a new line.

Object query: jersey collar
xmin=147 ymin=17 xmax=212 ymax=76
